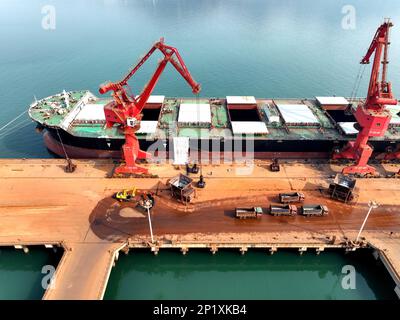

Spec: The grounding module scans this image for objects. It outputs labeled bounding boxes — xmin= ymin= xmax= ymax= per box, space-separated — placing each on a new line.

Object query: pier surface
xmin=0 ymin=159 xmax=399 ymax=299
xmin=42 ymin=243 xmax=123 ymax=300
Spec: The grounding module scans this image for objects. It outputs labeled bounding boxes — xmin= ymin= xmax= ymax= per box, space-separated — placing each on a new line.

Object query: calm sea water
xmin=104 ymin=249 xmax=396 ymax=300
xmin=0 ymin=247 xmax=61 ymax=300
xmin=1 ymin=0 xmax=400 ymax=157
xmin=0 ymin=0 xmax=399 ymax=299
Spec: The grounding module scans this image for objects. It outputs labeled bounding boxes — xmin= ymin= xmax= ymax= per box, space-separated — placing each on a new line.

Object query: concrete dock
xmin=42 ymin=243 xmax=124 ymax=300
xmin=0 ymin=159 xmax=399 ymax=299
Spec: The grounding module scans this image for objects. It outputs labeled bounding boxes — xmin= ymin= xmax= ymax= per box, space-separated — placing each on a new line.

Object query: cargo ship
xmin=28 ymin=23 xmax=400 ymax=166
xmin=28 ymin=90 xmax=400 ymax=161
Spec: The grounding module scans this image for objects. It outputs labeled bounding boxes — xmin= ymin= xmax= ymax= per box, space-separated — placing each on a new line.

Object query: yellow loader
xmin=113 ymin=187 xmax=155 ymax=210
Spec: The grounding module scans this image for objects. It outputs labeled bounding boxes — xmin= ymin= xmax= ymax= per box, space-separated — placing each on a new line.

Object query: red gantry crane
xmin=333 ymin=20 xmax=397 ymax=176
xmin=99 ymin=38 xmax=201 ymax=175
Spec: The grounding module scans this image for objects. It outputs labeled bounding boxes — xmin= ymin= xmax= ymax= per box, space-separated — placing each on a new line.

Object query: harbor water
xmin=1 ymin=0 xmax=400 ymax=157
xmin=0 ymin=0 xmax=399 ymax=299
xmin=0 ymin=247 xmax=62 ymax=300
xmin=104 ymin=249 xmax=397 ymax=300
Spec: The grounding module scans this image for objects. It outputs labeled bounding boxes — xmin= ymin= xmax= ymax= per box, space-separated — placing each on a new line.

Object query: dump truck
xmin=235 ymin=207 xmax=263 ymax=219
xmin=301 ymin=205 xmax=329 ymax=217
xmin=269 ymin=204 xmax=297 ymax=216
xmin=279 ymin=192 xmax=305 ymax=203
xmin=113 ymin=187 xmax=155 ymax=210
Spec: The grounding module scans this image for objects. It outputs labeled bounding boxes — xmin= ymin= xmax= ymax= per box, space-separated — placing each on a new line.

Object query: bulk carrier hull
xmin=29 ymin=90 xmax=400 ymax=161
xmin=43 ymin=127 xmax=394 ymax=160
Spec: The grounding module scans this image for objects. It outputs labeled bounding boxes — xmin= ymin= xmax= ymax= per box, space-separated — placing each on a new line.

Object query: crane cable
xmin=349 ymin=65 xmax=361 ymax=99
xmin=355 ymin=65 xmax=367 ymax=99
xmin=350 ymin=64 xmax=367 ymax=102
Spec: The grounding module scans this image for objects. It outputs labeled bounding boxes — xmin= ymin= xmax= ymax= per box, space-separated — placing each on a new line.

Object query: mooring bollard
xmin=151 ymin=246 xmax=159 ymax=256
xmin=210 ymin=246 xmax=218 ymax=255
xmin=269 ymin=247 xmax=277 ymax=255
xmin=298 ymin=247 xmax=307 ymax=255
xmin=14 ymin=245 xmax=29 ymax=254
xmin=345 ymin=246 xmax=356 ymax=253
xmin=122 ymin=246 xmax=130 ymax=255
xmin=372 ymin=250 xmax=380 ymax=260
xmin=181 ymin=247 xmax=189 ymax=255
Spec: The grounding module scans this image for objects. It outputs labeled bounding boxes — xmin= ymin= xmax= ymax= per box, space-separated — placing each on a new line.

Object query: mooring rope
xmin=0 ymin=110 xmax=28 ymax=132
xmin=55 ymin=128 xmax=70 ymax=160
xmin=0 ymin=119 xmax=31 ymax=139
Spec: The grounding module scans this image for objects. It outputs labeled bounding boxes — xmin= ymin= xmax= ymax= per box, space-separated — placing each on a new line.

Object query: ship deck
xmin=0 ymin=159 xmax=400 ymax=299
xmin=28 ymin=91 xmax=400 ymax=142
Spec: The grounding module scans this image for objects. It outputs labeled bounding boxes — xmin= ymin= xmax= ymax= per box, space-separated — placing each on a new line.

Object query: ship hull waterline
xmin=42 ymin=129 xmax=394 ymax=161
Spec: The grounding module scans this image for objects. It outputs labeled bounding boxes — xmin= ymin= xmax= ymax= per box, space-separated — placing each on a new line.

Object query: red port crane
xmin=99 ymin=38 xmax=201 ymax=175
xmin=333 ymin=20 xmax=397 ymax=175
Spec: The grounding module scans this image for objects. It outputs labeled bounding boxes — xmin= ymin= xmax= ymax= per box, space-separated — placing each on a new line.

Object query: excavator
xmin=113 ymin=187 xmax=155 ymax=210
xmin=333 ymin=20 xmax=397 ymax=176
xmin=99 ymin=38 xmax=201 ymax=176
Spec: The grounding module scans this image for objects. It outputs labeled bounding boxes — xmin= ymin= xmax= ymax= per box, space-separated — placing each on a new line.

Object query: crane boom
xmin=361 ymin=23 xmax=386 ymax=64
xmin=99 ymin=38 xmax=201 ymax=175
xmin=360 ymin=21 xmax=396 ymax=109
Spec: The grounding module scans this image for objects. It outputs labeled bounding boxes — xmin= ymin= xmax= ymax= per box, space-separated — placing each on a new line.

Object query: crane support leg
xmin=114 ymin=129 xmax=151 ymax=175
xmin=333 ymin=135 xmax=377 ymax=175
xmin=340 ymin=143 xmax=376 ymax=175
xmin=332 ymin=107 xmax=391 ymax=176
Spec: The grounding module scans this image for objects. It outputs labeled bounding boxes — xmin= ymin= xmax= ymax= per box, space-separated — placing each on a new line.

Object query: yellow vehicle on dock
xmin=113 ymin=187 xmax=155 ymax=210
